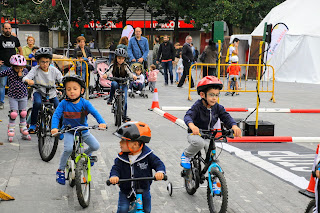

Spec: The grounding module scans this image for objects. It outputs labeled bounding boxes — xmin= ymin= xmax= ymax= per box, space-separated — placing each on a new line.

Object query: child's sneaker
xmin=181 ymin=152 xmax=191 ymax=169
xmin=20 ymin=122 xmax=31 ymax=141
xmin=28 ymin=124 xmax=37 ymax=134
xmin=7 ymin=124 xmax=15 ymax=143
xmin=56 ymin=170 xmax=65 ymax=185
xmin=225 ymin=92 xmax=230 ymax=96
xmin=128 ymin=89 xmax=132 ymax=93
xmin=136 ymin=90 xmax=141 ymax=94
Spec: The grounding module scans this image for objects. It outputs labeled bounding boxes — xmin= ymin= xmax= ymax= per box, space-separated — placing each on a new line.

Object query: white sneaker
xmin=136 ymin=91 xmax=141 ymax=94
xmin=128 ymin=89 xmax=132 ymax=93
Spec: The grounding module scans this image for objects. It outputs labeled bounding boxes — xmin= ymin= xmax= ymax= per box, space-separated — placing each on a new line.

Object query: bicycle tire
xmin=207 ymin=168 xmax=228 ymax=213
xmin=38 ymin=109 xmax=58 ymax=162
xmin=75 ymin=159 xmax=91 ymax=208
xmin=115 ymin=96 xmax=122 ymax=127
xmin=66 ymin=160 xmax=75 ymax=187
xmin=305 ymin=199 xmax=315 ymax=213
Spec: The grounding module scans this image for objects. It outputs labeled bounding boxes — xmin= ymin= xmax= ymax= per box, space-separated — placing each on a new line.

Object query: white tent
xmin=251 ymin=0 xmax=320 ymax=84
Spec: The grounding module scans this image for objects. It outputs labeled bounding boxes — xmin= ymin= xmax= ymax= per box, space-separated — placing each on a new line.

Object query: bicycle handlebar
xmin=52 ymin=125 xmax=108 ymax=137
xmin=199 ymin=129 xmax=234 ymax=140
xmin=29 ymin=83 xmax=57 ymax=90
xmin=106 ymin=175 xmax=168 ymax=186
xmin=107 ymin=76 xmax=132 ymax=82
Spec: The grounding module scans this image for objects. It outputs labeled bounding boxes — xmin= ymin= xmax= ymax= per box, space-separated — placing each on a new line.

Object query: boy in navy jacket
xmin=109 ymin=121 xmax=165 ymax=213
xmin=181 ymin=76 xmax=242 ymax=169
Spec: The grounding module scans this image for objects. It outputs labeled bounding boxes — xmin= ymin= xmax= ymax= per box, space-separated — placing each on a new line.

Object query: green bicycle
xmin=53 ymin=125 xmax=106 ymax=208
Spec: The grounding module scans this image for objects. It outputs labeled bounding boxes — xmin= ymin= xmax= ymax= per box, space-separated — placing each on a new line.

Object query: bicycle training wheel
xmin=38 ymin=110 xmax=59 ymax=162
xmin=305 ymin=199 xmax=315 ymax=213
xmin=207 ymin=168 xmax=228 ymax=213
xmin=75 ymin=159 xmax=91 ymax=208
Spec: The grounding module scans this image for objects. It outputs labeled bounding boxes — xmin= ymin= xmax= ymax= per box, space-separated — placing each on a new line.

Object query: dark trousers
xmin=203 ymin=67 xmax=217 ymax=77
xmin=162 ymin=61 xmax=173 ymax=84
xmin=177 ymin=61 xmax=194 ymax=88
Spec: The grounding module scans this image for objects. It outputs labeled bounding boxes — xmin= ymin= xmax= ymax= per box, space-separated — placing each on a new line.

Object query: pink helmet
xmin=10 ymin=55 xmax=27 ymax=66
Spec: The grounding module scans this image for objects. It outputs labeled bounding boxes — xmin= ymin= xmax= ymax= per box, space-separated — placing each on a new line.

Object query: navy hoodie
xmin=109 ymin=145 xmax=166 ymax=197
xmin=184 ymin=99 xmax=236 ymax=131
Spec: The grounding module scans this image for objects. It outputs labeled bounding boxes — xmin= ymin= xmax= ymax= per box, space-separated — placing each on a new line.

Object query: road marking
xmin=216 ymin=143 xmax=309 ymax=189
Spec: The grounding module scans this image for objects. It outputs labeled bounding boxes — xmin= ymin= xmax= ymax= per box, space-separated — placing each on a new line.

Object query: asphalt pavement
xmin=1 ymin=73 xmax=320 ymax=212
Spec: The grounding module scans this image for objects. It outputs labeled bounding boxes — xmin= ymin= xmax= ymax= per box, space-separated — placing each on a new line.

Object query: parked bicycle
xmin=168 ymin=128 xmax=234 ymax=213
xmin=107 ymin=76 xmax=131 ymax=127
xmin=53 ymin=125 xmax=107 ymax=208
xmin=107 ymin=175 xmax=167 ymax=213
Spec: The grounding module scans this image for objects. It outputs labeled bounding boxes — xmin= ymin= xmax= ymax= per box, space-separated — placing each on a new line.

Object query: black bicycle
xmin=108 ymin=77 xmax=131 ymax=127
xmin=28 ymin=83 xmax=60 ymax=162
xmin=171 ymin=128 xmax=234 ymax=213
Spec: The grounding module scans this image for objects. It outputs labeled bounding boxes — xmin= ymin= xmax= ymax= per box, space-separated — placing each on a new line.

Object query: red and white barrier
xmin=161 ymin=106 xmax=320 ymax=113
xmin=153 ymin=108 xmax=188 ymax=130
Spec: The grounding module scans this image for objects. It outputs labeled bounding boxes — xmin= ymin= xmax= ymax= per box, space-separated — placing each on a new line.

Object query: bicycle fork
xmin=207 ymin=163 xmax=223 ymax=196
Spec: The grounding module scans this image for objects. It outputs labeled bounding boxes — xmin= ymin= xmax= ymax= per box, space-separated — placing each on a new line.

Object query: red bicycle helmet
xmin=114 ymin=121 xmax=151 ymax=143
xmin=197 ymin=76 xmax=223 ymax=94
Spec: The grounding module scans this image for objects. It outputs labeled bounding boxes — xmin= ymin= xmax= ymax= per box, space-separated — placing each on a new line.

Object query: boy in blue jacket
xmin=109 ymin=121 xmax=165 ymax=213
xmin=51 ymin=75 xmax=107 ymax=185
xmin=181 ymin=76 xmax=242 ymax=169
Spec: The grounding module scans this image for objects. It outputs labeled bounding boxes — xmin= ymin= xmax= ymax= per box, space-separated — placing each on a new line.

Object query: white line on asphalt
xmin=216 ymin=143 xmax=309 ymax=189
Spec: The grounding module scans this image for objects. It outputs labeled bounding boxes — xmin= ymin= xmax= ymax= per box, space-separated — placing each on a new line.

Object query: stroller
xmin=128 ymin=62 xmax=149 ymax=98
xmin=89 ymin=58 xmax=112 ymax=99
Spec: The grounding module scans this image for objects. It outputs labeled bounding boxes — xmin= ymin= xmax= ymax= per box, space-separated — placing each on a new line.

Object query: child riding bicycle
xmin=0 ymin=55 xmax=31 ymax=142
xmin=225 ymin=56 xmax=241 ymax=96
xmin=109 ymin=121 xmax=165 ymax=213
xmin=23 ymin=47 xmax=63 ymax=133
xmin=51 ymin=75 xmax=107 ymax=185
xmin=103 ymin=48 xmax=137 ymax=122
xmin=180 ymin=76 xmax=242 ymax=169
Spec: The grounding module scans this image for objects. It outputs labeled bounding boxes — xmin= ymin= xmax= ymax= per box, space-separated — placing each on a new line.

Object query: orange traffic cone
xmin=299 ymin=144 xmax=320 ymax=198
xmin=149 ymin=88 xmax=160 ymax=110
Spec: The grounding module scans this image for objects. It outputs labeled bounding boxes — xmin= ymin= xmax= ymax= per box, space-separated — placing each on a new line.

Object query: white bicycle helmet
xmin=35 ymin=47 xmax=53 ymax=60
xmin=114 ymin=48 xmax=128 ymax=58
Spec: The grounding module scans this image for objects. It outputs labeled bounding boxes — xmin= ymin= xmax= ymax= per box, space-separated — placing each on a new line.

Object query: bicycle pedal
xmin=89 ymin=156 xmax=98 ymax=162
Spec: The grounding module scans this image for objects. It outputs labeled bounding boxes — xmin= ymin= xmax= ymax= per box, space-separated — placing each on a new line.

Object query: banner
xmin=266 ymin=23 xmax=289 ymax=64
xmin=121 ymin=25 xmax=134 ymax=40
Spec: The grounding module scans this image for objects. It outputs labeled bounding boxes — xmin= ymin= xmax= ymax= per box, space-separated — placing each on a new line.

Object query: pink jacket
xmin=148 ymin=69 xmax=159 ymax=82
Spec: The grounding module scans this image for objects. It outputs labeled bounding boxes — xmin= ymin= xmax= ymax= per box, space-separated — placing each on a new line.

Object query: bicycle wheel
xmin=38 ymin=109 xmax=59 ymax=162
xmin=75 ymin=159 xmax=91 ymax=208
xmin=207 ymin=168 xmax=228 ymax=213
xmin=305 ymin=199 xmax=315 ymax=213
xmin=115 ymin=97 xmax=122 ymax=127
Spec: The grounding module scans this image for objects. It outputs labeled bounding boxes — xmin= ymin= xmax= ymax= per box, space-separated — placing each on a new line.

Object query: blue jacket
xmin=184 ymin=99 xmax=236 ymax=132
xmin=127 ymin=36 xmax=149 ymax=62
xmin=109 ymin=145 xmax=165 ymax=196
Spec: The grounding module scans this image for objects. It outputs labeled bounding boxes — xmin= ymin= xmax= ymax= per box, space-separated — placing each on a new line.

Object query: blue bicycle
xmin=172 ymin=129 xmax=234 ymax=213
xmin=107 ymin=175 xmax=167 ymax=212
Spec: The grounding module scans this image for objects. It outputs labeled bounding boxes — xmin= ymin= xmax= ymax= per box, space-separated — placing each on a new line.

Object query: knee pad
xmin=9 ymin=110 xmax=18 ymax=120
xmin=20 ymin=110 xmax=27 ymax=118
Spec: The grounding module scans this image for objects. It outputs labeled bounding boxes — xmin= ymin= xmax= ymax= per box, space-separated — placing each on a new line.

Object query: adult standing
xmin=202 ymin=39 xmax=218 ymax=77
xmin=226 ymin=38 xmax=239 ymax=64
xmin=0 ymin=23 xmax=23 ymax=109
xmin=109 ymin=41 xmax=117 ymax=64
xmin=177 ymin=35 xmax=194 ymax=88
xmin=127 ymin=27 xmax=149 ymax=69
xmin=156 ymin=35 xmax=175 ymax=85
xmin=117 ymin=36 xmax=129 ymax=51
xmin=152 ymin=37 xmax=160 ymax=68
xmin=22 ymin=36 xmax=35 ymax=60
xmin=73 ymin=36 xmax=93 ymax=80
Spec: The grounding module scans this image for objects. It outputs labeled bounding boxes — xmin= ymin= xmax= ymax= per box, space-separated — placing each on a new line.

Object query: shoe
xmin=180 ymin=152 xmax=191 ymax=169
xmin=8 ymin=124 xmax=15 ymax=142
xmin=56 ymin=170 xmax=65 ymax=185
xmin=171 ymin=82 xmax=173 ymax=85
xmin=236 ymin=93 xmax=240 ymax=95
xmin=89 ymin=155 xmax=98 ymax=167
xmin=128 ymin=89 xmax=132 ymax=93
xmin=122 ymin=115 xmax=131 ymax=122
xmin=0 ymin=102 xmax=3 ymax=109
xmin=225 ymin=92 xmax=230 ymax=96
xmin=136 ymin=90 xmax=141 ymax=94
xmin=20 ymin=123 xmax=31 ymax=141
xmin=107 ymin=100 xmax=112 ymax=105
xmin=28 ymin=125 xmax=37 ymax=134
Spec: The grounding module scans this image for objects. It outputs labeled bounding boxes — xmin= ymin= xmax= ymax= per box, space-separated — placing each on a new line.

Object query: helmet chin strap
xmin=65 ymin=90 xmax=84 ymax=102
xmin=127 ymin=141 xmax=143 ymax=155
xmin=201 ymin=97 xmax=209 ymax=107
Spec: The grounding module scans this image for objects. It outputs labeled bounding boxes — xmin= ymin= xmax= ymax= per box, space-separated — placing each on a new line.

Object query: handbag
xmin=199 ymin=50 xmax=207 ymax=63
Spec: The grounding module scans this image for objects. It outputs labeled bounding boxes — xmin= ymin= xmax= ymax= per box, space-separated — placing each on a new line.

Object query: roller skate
xmin=8 ymin=124 xmax=15 ymax=142
xmin=20 ymin=122 xmax=31 ymax=141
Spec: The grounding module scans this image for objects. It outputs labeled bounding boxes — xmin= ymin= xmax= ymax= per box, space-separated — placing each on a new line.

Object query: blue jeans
xmin=0 ymin=65 xmax=9 ymax=104
xmin=162 ymin=61 xmax=173 ymax=84
xmin=59 ymin=131 xmax=100 ymax=170
xmin=117 ymin=190 xmax=151 ymax=213
xmin=175 ymin=64 xmax=179 ymax=82
xmin=109 ymin=81 xmax=128 ymax=117
xmin=76 ymin=62 xmax=87 ymax=81
xmin=30 ymin=92 xmax=59 ymax=125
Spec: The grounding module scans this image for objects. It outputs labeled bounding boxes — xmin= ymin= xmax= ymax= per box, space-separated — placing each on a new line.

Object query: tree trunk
xmin=122 ymin=6 xmax=128 ymax=28
xmin=174 ymin=13 xmax=179 ymax=42
xmin=227 ymin=21 xmax=233 ymax=36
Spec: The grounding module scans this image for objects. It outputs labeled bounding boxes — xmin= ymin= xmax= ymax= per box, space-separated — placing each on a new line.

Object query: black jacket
xmin=182 ymin=43 xmax=194 ymax=64
xmin=73 ymin=46 xmax=92 ymax=58
xmin=157 ymin=41 xmax=175 ymax=62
